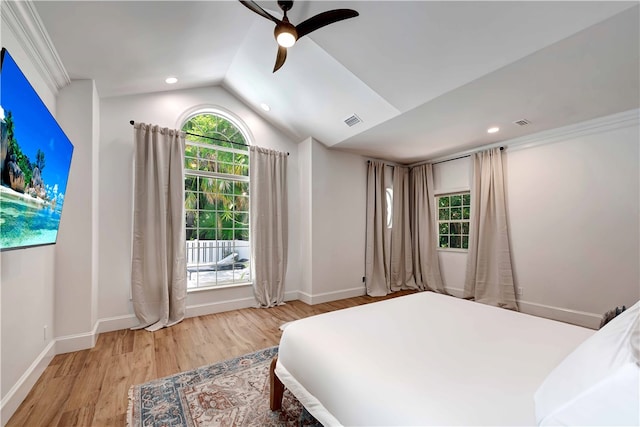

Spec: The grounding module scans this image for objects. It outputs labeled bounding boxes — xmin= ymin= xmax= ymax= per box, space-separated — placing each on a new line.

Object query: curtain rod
xmin=366 ymin=147 xmax=503 ymax=167
xmin=130 ymin=120 xmax=249 ymax=148
xmin=129 ymin=120 xmax=289 ymax=156
xmin=411 ymin=146 xmax=504 ymax=168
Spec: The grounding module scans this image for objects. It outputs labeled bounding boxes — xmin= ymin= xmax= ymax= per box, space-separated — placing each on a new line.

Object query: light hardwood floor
xmin=8 ymin=291 xmax=415 ymax=426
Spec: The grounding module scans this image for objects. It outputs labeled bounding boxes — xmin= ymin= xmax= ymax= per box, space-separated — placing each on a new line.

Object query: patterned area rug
xmin=127 ymin=346 xmax=321 ymax=427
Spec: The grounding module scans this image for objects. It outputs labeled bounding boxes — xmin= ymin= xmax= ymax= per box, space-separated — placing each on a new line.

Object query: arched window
xmin=182 ymin=112 xmax=251 ymax=289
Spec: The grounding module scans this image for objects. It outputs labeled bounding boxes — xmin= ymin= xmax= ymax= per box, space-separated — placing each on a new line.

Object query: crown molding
xmin=427 ymin=108 xmax=639 ymax=164
xmin=504 ymin=108 xmax=639 ymax=153
xmin=2 ymin=0 xmax=70 ymax=94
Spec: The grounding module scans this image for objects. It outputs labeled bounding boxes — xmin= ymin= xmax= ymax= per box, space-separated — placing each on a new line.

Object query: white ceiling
xmin=33 ymin=1 xmax=640 ymax=163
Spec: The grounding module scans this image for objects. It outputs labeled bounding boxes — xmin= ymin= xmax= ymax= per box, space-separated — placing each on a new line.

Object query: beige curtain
xmin=365 ymin=161 xmax=389 ymax=296
xmin=410 ymin=164 xmax=446 ymax=292
xmin=366 ymin=162 xmax=418 ymax=296
xmin=131 ymin=123 xmax=187 ymax=331
xmin=390 ymin=166 xmax=417 ymax=291
xmin=249 ymin=146 xmax=288 ymax=308
xmin=464 ymin=148 xmax=518 ymax=310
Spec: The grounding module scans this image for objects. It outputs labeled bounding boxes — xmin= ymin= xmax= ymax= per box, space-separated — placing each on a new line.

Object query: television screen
xmin=0 ymin=48 xmax=74 ymax=251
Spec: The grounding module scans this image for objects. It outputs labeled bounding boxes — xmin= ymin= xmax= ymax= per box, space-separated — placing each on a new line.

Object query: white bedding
xmin=276 ymin=292 xmax=594 ymax=426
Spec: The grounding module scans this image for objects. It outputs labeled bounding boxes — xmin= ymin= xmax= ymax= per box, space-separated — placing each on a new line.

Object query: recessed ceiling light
xmin=487 ymin=127 xmax=500 ymax=134
xmin=260 ymin=103 xmax=271 ymax=112
xmin=165 ymin=77 xmax=178 ymax=84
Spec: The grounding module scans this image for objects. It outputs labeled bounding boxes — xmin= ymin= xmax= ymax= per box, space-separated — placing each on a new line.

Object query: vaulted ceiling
xmin=33 ymin=1 xmax=640 ymax=162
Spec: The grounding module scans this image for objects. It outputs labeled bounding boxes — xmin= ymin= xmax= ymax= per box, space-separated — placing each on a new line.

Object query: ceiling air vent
xmin=513 ymin=118 xmax=531 ymax=126
xmin=344 ymin=114 xmax=362 ymax=127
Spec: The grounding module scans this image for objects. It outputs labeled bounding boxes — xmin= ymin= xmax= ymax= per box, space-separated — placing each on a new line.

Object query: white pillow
xmin=534 ymin=300 xmax=640 ymax=426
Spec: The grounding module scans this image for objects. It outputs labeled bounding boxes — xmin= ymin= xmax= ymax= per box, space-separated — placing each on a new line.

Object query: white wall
xmin=434 ymin=113 xmax=640 ymax=328
xmin=1 ymin=12 xmax=58 ymax=423
xmin=298 ymin=138 xmax=313 ymax=297
xmin=433 ymin=157 xmax=472 ymax=297
xmin=55 ymin=80 xmax=100 ymax=351
xmin=297 ymin=139 xmax=367 ymax=304
xmin=97 ymin=86 xmax=301 ymax=329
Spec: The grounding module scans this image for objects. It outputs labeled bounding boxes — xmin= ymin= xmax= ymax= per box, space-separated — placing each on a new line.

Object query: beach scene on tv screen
xmin=1 ymin=49 xmax=73 ymax=251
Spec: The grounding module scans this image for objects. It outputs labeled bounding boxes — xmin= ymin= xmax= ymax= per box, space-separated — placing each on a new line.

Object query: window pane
xmin=462 ymin=207 xmax=470 ymax=220
xmin=234 ymin=228 xmax=249 ymax=241
xmin=439 ymin=222 xmax=449 ymax=235
xmin=438 ymin=196 xmax=450 ymax=208
xmin=450 ymin=236 xmax=462 ymax=248
xmin=451 ymin=195 xmax=462 ymax=207
xmin=218 ymin=161 xmax=233 ymax=175
xmin=234 ymin=213 xmax=249 ymax=228
xmin=186 ymin=210 xmax=197 ymax=228
xmin=198 ymin=177 xmax=213 ymax=192
xmin=439 ymin=208 xmax=450 ymax=220
xmin=450 ymin=222 xmax=461 ymax=235
xmin=462 ymin=222 xmax=469 ymax=235
xmin=185 ymin=175 xmax=197 ymax=188
xmin=234 ymin=195 xmax=249 ymax=212
xmin=185 ymin=190 xmax=198 ymax=206
xmin=451 ymin=207 xmax=462 ymax=220
xmin=463 ymin=193 xmax=471 ymax=206
xmin=199 ymin=196 xmax=217 ymax=212
xmin=216 ymin=178 xmax=232 ymax=195
xmin=198 ymin=147 xmax=217 ymax=172
xmin=462 ymin=236 xmax=469 ymax=249
xmin=185 ymin=155 xmax=197 ymax=171
xmin=186 ymin=228 xmax=197 ymax=241
xmin=198 ymin=229 xmax=213 ymax=240
xmin=439 ymin=236 xmax=449 ymax=248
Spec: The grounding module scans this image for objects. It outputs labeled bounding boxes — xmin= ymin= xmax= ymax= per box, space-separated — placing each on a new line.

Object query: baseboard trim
xmin=298 ymin=286 xmax=366 ymax=305
xmin=518 ymin=300 xmax=601 ymax=329
xmin=184 ymin=290 xmax=299 ymax=317
xmin=185 ymin=296 xmax=257 ymax=318
xmin=445 ymin=287 xmax=600 ymax=328
xmin=96 ymin=314 xmax=139 ymax=334
xmin=1 ymin=340 xmax=56 ymax=425
xmin=55 ymin=324 xmax=99 ymax=355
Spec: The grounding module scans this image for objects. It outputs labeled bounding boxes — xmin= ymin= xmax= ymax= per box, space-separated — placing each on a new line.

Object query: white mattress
xmin=276 ymin=292 xmax=594 ymax=426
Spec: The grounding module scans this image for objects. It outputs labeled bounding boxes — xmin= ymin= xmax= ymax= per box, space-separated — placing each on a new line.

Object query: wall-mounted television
xmin=0 ymin=48 xmax=74 ymax=251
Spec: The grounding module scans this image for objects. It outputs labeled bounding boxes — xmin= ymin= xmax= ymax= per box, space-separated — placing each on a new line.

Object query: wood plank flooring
xmin=7 ymin=291 xmax=415 ymax=427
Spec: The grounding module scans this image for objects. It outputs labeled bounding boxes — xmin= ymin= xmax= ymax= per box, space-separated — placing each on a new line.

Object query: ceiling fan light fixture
xmin=239 ymin=0 xmax=358 ymax=71
xmin=275 ymin=23 xmax=297 ymax=47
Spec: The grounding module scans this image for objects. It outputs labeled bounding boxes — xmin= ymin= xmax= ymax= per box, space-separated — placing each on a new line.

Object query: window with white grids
xmin=437 ymin=192 xmax=470 ymax=250
xmin=183 ymin=112 xmax=251 ymax=289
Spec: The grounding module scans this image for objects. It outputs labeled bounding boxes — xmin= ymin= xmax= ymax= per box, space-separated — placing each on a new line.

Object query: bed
xmin=271 ymin=292 xmax=640 ymax=426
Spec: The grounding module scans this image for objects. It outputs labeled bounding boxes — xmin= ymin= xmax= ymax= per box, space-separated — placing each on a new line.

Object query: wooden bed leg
xmin=270 ymin=356 xmax=285 ymax=411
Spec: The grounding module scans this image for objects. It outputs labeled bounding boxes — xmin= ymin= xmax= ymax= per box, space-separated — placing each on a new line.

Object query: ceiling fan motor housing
xmin=277 ymin=1 xmax=294 ymax=12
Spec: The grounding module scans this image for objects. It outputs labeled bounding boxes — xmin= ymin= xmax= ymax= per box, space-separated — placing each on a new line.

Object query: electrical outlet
xmin=43 ymin=325 xmax=48 ymax=341
xmin=517 ymin=287 xmax=524 ymax=297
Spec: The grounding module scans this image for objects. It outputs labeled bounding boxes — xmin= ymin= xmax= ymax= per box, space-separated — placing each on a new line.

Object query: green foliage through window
xmin=437 ymin=192 xmax=470 ymax=249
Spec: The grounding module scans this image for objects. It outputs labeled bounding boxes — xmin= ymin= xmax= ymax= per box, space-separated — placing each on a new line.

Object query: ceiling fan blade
xmin=296 ymin=9 xmax=359 ymax=38
xmin=239 ymin=0 xmax=281 ymax=24
xmin=273 ymin=46 xmax=287 ymax=72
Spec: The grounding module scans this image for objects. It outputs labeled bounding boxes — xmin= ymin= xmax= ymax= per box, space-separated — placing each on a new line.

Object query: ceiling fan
xmin=239 ymin=0 xmax=359 ymax=72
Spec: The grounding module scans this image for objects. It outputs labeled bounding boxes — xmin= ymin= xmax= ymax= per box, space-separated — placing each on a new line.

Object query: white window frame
xmin=435 ymin=190 xmax=471 ymax=252
xmin=182 ymin=111 xmax=252 ymax=291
